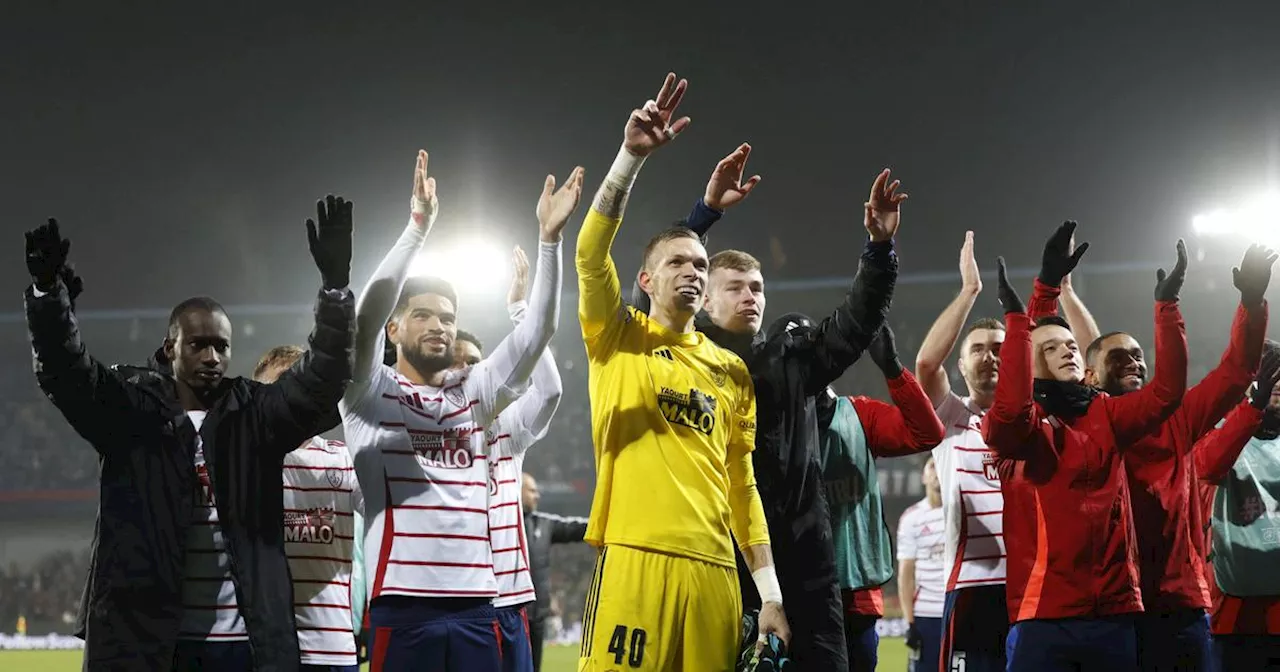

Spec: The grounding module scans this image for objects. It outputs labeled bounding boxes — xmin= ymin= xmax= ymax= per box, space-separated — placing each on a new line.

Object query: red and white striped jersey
xmin=932 ymin=393 xmax=1007 ymax=591
xmin=897 ymin=499 xmax=947 ymax=618
xmin=283 ymin=437 xmax=362 ymax=666
xmin=179 ymin=411 xmax=248 ymax=641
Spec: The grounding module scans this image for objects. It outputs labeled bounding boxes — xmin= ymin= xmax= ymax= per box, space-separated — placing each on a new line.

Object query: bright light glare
xmin=1192 ymin=192 xmax=1280 ymax=247
xmin=408 ymin=239 xmax=511 ymax=297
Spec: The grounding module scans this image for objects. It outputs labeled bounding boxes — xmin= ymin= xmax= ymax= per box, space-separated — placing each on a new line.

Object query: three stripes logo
xmin=653 ymin=347 xmax=674 ymax=361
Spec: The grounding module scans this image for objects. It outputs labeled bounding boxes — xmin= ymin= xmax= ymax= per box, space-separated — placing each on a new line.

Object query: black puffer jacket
xmin=26 ymin=281 xmax=355 ymax=672
xmin=698 ymin=241 xmax=897 ymax=670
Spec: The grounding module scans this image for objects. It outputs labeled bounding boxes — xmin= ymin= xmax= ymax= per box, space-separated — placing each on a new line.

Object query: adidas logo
xmin=653 ymin=348 xmax=674 ymax=361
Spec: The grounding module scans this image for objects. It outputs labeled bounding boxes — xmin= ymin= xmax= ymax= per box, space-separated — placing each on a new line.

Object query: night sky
xmin=4 ymin=2 xmax=1280 ymax=313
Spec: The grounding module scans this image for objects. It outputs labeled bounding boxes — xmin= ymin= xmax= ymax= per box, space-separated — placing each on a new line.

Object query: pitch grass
xmin=0 ymin=638 xmax=910 ymax=670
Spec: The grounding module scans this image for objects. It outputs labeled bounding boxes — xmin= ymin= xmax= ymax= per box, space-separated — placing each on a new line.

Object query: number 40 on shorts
xmin=607 ymin=625 xmax=648 ymax=668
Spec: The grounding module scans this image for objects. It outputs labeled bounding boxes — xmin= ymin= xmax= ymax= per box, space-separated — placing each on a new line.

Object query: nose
xmin=199 ymin=346 xmax=221 ymax=366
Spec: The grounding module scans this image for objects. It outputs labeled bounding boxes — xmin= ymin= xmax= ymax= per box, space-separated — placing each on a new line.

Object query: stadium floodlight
xmin=408 ymin=238 xmax=511 ymax=297
xmin=1192 ymin=192 xmax=1280 ymax=247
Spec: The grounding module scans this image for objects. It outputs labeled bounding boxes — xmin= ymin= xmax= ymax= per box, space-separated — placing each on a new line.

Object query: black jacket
xmin=699 ymin=242 xmax=897 ymax=667
xmin=26 ymin=281 xmax=355 ymax=672
xmin=522 ymin=510 xmax=588 ymax=623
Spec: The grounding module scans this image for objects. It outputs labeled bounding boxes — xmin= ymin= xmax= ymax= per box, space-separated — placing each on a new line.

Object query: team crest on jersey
xmin=709 ymin=364 xmax=727 ymax=388
xmin=484 ymin=426 xmax=499 ymax=446
xmin=410 ymin=427 xmax=475 ymax=469
xmin=283 ymin=507 xmax=337 ymax=544
xmin=443 ymin=386 xmax=467 ymax=408
xmin=325 ymin=467 xmax=345 ymax=489
xmin=488 ymin=460 xmax=500 ymax=497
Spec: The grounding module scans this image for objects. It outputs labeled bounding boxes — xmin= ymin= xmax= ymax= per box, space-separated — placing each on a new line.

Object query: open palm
xmin=537 ymin=167 xmax=585 ymax=242
xmin=704 ymin=143 xmax=761 ymax=211
xmin=864 ymin=169 xmax=908 ymax=242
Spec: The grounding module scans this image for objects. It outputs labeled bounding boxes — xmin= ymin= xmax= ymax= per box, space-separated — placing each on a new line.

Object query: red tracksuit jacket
xmin=982 ymin=301 xmax=1187 ymax=622
xmin=1194 ymin=402 xmax=1280 ymax=634
xmin=1029 ymin=281 xmax=1267 ymax=612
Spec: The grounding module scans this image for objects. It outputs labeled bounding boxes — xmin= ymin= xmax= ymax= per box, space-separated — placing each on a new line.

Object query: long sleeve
xmin=859 ymin=370 xmax=947 ymax=458
xmin=727 ymin=363 xmax=770 ymax=551
xmin=1027 ymin=279 xmax=1060 ymax=322
xmin=26 ymin=280 xmax=155 ymax=451
xmin=538 ymin=511 xmax=590 ymax=544
xmin=1103 ymin=301 xmax=1189 ymax=445
xmin=261 ymin=287 xmax=357 ymax=452
xmin=468 ymin=240 xmax=561 ymax=426
xmin=1181 ymin=302 xmax=1268 ymax=443
xmin=350 ymin=506 xmax=367 ymax=636
xmin=981 ymin=311 xmax=1038 ymax=458
xmin=500 ymin=300 xmax=564 ymax=447
xmin=347 ymin=219 xmax=427 ymax=403
xmin=788 ymin=241 xmax=900 ymax=395
xmin=577 ymin=209 xmax=627 ymax=356
xmin=1195 ymin=402 xmax=1264 ymax=484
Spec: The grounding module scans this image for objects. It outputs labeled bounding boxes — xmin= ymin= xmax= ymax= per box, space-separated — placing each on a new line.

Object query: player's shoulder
xmin=286 ymin=437 xmax=351 ymax=466
xmin=899 ymin=499 xmax=928 ymax=524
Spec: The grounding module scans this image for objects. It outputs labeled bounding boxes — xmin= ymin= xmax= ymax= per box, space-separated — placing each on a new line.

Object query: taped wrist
xmin=752 ymin=566 xmax=783 ymax=605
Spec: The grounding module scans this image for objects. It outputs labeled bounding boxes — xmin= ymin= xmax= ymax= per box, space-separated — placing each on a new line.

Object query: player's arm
xmin=627 ymin=143 xmax=758 ymax=312
xmin=1181 ymin=246 xmax=1275 ymax=440
xmin=500 ymin=290 xmax=564 ymax=447
xmin=915 ymin=231 xmax=982 ymax=407
xmin=24 ymin=220 xmax=157 ymax=450
xmin=1196 ymin=400 xmax=1268 ymax=484
xmin=1058 ymin=277 xmax=1102 ymax=348
xmin=537 ymin=511 xmax=590 ymax=543
xmin=896 ymin=507 xmax=919 ymax=626
xmin=469 ymin=173 xmax=578 ymax=423
xmin=788 ymin=170 xmax=903 ymax=395
xmin=1026 ymin=222 xmax=1095 ymax=349
xmin=1104 ymin=242 xmax=1190 ymax=445
xmin=980 ymin=260 xmax=1039 ymax=458
xmin=347 ymin=152 xmax=435 ymax=404
xmin=260 ymin=197 xmax=357 ymax=451
xmin=862 ymin=326 xmax=946 ymax=457
xmin=580 ymin=73 xmax=691 ymax=351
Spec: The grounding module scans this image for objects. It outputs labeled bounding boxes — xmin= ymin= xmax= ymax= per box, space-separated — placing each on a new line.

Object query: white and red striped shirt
xmin=932 ymin=393 xmax=1007 ymax=591
xmin=283 ymin=437 xmax=362 ymax=666
xmin=897 ymin=499 xmax=946 ymax=618
xmin=341 ymin=222 xmax=561 ymax=604
xmin=179 ymin=411 xmax=247 ymax=641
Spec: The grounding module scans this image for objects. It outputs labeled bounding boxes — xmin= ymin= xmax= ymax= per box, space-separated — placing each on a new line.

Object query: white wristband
xmin=604 ymin=145 xmax=646 ymax=192
xmin=752 ymin=566 xmax=783 ymax=605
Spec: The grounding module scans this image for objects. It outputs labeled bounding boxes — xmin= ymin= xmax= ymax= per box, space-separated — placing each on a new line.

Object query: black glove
xmin=24 ymin=218 xmax=71 ymax=290
xmin=996 ymin=257 xmax=1024 ymax=314
xmin=1233 ymin=243 xmax=1279 ymax=309
xmin=1252 ymin=351 xmax=1280 ymax=411
xmin=905 ymin=622 xmax=923 ymax=651
xmin=866 ymin=324 xmax=904 ymax=377
xmin=307 ymin=195 xmax=354 ymax=290
xmin=1154 ymin=239 xmax=1189 ymax=303
xmin=58 ymin=263 xmax=84 ymax=307
xmin=1038 ymin=220 xmax=1090 ymax=287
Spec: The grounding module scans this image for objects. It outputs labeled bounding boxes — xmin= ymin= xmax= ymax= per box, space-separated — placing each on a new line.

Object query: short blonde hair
xmin=252 ymin=345 xmax=305 ymax=383
xmin=709 ymin=249 xmax=761 ymax=273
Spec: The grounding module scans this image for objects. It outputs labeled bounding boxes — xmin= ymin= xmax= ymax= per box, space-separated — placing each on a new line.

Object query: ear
xmin=163 ymin=337 xmax=175 ymax=361
xmin=637 ymin=269 xmax=654 ymax=296
xmin=385 ymin=320 xmax=400 ymax=345
xmin=1083 ymin=365 xmax=1100 ymax=387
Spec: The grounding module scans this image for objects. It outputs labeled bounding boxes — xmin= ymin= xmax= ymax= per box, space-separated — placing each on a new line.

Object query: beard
xmin=401 ymin=345 xmax=453 ymax=378
xmin=965 ymin=367 xmax=998 ymax=394
xmin=1102 ymin=373 xmax=1145 ymax=396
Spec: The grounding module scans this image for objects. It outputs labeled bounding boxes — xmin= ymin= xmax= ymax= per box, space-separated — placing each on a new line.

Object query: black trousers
xmin=529 ymin=616 xmax=546 ymax=671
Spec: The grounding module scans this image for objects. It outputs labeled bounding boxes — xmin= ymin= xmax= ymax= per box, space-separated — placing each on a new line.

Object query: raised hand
xmin=306 ymin=196 xmax=354 ymax=290
xmin=866 ymin=324 xmax=905 ymax=377
xmin=1252 ymin=350 xmax=1280 ymax=411
xmin=704 ymin=143 xmax=761 ymax=211
xmin=864 ymin=169 xmax=908 ymax=243
xmin=623 ymin=73 xmax=691 ymax=157
xmin=1039 ymin=220 xmax=1090 ymax=287
xmin=537 ymin=167 xmax=585 ymax=242
xmin=996 ymin=257 xmax=1025 ymax=314
xmin=1232 ymin=243 xmax=1278 ymax=308
xmin=1154 ymin=239 xmax=1189 ymax=303
xmin=507 ymin=246 xmax=530 ymax=306
xmin=59 ymin=264 xmax=84 ymax=306
xmin=960 ymin=231 xmax=982 ymax=293
xmin=25 ymin=218 xmax=71 ymax=290
xmin=410 ymin=150 xmax=439 ymax=231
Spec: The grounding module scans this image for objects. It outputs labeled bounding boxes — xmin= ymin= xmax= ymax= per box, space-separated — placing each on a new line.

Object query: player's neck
xmin=970 ymin=389 xmax=995 ymax=411
xmin=397 ymin=361 xmax=449 ymax=387
xmin=928 ymin=491 xmax=942 ymax=508
xmin=648 ymin=303 xmax=696 ymax=335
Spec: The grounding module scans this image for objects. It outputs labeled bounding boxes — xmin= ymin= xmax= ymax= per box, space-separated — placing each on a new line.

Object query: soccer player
xmin=1024 ymin=225 xmax=1275 ymax=671
xmin=252 ymin=346 xmax=366 ymax=672
xmin=341 ymin=151 xmax=578 ymax=671
xmin=913 ymin=230 xmax=1098 ymax=672
xmin=24 ymin=200 xmax=356 ymax=671
xmin=1194 ymin=344 xmax=1280 ymax=669
xmin=983 ymin=234 xmax=1189 ymax=671
xmin=575 ymin=73 xmax=786 ymax=671
xmin=449 ymin=245 xmax=565 ymax=672
xmin=898 ymin=458 xmax=946 ymax=672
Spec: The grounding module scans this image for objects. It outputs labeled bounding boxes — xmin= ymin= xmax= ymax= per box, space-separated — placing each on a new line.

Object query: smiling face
xmin=388 ymin=292 xmax=457 ymax=376
xmin=1086 ymin=333 xmax=1147 ymax=396
xmin=705 ymin=265 xmax=766 ymax=335
xmin=638 ymin=232 xmax=709 ymax=319
xmin=1032 ymin=323 xmax=1084 ymax=383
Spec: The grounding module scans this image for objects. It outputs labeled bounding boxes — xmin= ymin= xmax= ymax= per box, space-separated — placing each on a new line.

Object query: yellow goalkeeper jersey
xmin=575 ymin=208 xmax=770 ymax=568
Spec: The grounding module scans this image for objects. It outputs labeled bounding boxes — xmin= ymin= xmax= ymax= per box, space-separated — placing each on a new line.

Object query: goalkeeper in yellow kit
xmin=575 ymin=73 xmax=790 ymax=672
